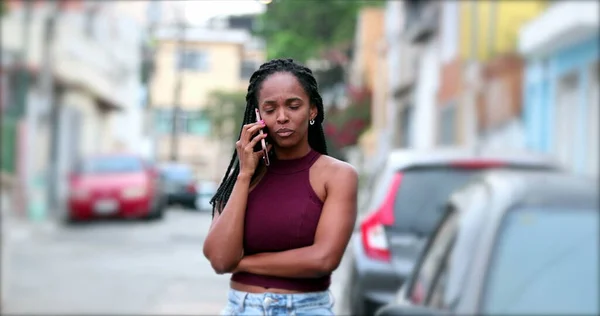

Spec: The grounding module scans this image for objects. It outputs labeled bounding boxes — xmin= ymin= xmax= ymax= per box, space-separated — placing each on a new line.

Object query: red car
xmin=66 ymin=154 xmax=166 ymax=222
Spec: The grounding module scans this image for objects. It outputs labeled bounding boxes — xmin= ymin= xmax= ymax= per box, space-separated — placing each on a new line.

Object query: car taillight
xmin=186 ymin=183 xmax=196 ymax=193
xmin=450 ymin=160 xmax=506 ymax=169
xmin=359 ymin=173 xmax=403 ymax=262
xmin=360 ymin=211 xmax=391 ymax=261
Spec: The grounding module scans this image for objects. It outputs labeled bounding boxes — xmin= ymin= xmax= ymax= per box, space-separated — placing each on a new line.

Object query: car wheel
xmin=145 ymin=197 xmax=165 ymax=221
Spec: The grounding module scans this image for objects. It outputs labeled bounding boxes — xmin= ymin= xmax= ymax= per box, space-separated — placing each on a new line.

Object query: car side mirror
xmin=376 ymin=304 xmax=449 ymax=316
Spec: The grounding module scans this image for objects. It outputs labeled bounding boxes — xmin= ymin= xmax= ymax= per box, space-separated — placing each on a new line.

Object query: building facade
xmin=520 ymin=1 xmax=599 ymax=175
xmin=150 ymin=26 xmax=265 ymax=181
xmin=437 ymin=0 xmax=548 ymax=149
xmin=1 ymin=0 xmax=145 ymax=219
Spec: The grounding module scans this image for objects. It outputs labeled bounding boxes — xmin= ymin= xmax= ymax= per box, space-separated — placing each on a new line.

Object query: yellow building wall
xmin=459 ymin=0 xmax=548 ymax=61
xmin=151 ymin=40 xmax=244 ymax=110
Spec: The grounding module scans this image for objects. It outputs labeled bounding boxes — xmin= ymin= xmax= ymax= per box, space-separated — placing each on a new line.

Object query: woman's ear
xmin=310 ymin=105 xmax=318 ymax=121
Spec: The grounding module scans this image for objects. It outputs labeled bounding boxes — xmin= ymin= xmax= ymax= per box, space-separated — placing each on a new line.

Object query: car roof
xmin=444 ymin=170 xmax=598 ymax=312
xmin=386 ymin=146 xmax=559 ymax=171
xmin=491 ymin=170 xmax=596 ymax=206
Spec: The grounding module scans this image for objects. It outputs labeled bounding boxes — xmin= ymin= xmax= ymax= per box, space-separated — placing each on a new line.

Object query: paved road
xmin=2 ymin=208 xmax=351 ymax=315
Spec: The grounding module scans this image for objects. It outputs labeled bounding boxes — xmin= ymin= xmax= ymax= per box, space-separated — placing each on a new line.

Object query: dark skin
xmin=203 ymin=72 xmax=358 ymax=294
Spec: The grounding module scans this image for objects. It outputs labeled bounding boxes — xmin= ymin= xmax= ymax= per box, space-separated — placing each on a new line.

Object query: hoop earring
xmin=309 ymin=119 xmax=315 ymax=126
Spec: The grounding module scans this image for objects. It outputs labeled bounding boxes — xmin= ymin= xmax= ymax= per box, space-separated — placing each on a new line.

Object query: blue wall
xmin=523 ymin=36 xmax=599 ymax=173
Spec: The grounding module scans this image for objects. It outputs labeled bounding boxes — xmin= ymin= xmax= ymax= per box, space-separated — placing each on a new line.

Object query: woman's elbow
xmin=203 ymin=246 xmax=238 ymax=274
xmin=205 ymin=251 xmax=238 ymax=274
xmin=316 ymin=253 xmax=341 ymax=276
xmin=210 ymin=260 xmax=237 ymax=275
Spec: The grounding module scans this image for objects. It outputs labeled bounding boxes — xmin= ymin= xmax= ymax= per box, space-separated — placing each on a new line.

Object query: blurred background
xmin=0 ymin=0 xmax=598 ymax=315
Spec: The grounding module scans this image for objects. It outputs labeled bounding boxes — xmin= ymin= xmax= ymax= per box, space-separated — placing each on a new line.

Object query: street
xmin=2 ymin=207 xmax=350 ymax=315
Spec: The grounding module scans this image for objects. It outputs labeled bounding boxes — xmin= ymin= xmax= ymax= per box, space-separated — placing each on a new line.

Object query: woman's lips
xmin=275 ymin=129 xmax=294 ymax=137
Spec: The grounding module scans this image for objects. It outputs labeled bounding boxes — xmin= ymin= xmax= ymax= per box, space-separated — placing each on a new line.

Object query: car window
xmin=364 ymin=166 xmax=395 ymax=213
xmin=392 ymin=168 xmax=481 ymax=236
xmin=161 ymin=166 xmax=194 ymax=181
xmin=409 ymin=210 xmax=459 ymax=304
xmin=79 ymin=156 xmax=144 ymax=174
xmin=480 ymin=207 xmax=599 ymax=315
xmin=428 ymin=259 xmax=451 ymax=309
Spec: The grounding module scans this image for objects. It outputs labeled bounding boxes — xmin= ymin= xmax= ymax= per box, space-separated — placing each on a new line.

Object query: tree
xmin=255 ymin=0 xmax=373 ymax=62
xmin=204 ymin=90 xmax=248 ymax=145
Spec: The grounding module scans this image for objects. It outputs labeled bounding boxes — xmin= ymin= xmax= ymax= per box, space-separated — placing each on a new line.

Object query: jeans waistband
xmin=227 ymin=288 xmax=334 ymax=309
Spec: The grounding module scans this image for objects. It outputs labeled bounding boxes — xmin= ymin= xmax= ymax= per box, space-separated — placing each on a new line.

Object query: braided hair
xmin=210 ymin=58 xmax=328 ymax=217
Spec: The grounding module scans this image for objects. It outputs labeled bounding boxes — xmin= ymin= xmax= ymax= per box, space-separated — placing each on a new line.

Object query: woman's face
xmin=256 ymin=72 xmax=317 ymax=149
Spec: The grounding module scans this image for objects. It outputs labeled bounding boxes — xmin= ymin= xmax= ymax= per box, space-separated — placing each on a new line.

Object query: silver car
xmin=341 ymin=147 xmax=558 ymax=315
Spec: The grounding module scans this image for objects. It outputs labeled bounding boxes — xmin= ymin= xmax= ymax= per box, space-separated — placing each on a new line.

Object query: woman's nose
xmin=276 ymin=109 xmax=289 ymax=124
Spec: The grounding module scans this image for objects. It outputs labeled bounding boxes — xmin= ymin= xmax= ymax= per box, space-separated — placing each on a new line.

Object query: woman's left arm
xmin=234 ymin=163 xmax=358 ymax=278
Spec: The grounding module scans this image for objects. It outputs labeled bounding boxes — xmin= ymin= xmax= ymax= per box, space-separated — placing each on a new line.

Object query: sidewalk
xmin=1 ymin=190 xmax=59 ymax=312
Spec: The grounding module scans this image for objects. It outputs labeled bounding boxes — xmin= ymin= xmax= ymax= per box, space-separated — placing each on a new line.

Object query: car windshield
xmin=161 ymin=166 xmax=194 ymax=182
xmin=80 ymin=156 xmax=144 ymax=174
xmin=481 ymin=207 xmax=598 ymax=315
xmin=391 ymin=168 xmax=481 ymax=236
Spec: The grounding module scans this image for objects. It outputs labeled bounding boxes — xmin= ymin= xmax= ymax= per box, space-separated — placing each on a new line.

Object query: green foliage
xmin=255 ymin=1 xmax=379 ymax=62
xmin=204 ymin=90 xmax=248 ymax=143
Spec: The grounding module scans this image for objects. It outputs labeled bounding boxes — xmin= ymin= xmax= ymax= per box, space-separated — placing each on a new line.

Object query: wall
xmin=349 ymin=7 xmax=385 ymax=89
xmin=150 ymin=31 xmax=257 ymax=179
xmin=151 ymin=41 xmax=244 ymax=109
xmin=523 ymin=36 xmax=599 ymax=174
xmin=459 ymin=0 xmax=548 ymax=61
xmin=412 ymin=38 xmax=439 ymax=149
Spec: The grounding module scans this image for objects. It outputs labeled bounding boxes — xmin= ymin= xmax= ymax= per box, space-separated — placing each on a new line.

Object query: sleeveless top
xmin=230 ymin=149 xmax=330 ymax=291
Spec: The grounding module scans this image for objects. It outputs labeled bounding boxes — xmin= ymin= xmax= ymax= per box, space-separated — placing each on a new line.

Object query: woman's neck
xmin=273 ymin=142 xmax=312 ymax=160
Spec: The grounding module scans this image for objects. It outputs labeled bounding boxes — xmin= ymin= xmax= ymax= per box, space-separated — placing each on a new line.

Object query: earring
xmin=309 ymin=119 xmax=315 ymax=125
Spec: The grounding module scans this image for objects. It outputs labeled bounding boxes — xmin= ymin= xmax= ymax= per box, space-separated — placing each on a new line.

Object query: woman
xmin=203 ymin=58 xmax=358 ymax=316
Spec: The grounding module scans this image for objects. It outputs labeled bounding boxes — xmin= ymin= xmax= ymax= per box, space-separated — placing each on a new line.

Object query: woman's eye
xmin=290 ymin=105 xmax=300 ymax=110
xmin=264 ymin=109 xmax=275 ymax=114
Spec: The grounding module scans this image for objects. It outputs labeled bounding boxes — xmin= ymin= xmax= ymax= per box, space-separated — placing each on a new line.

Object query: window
xmin=438 ymin=103 xmax=457 ymax=145
xmin=481 ymin=207 xmax=598 ymax=315
xmin=428 ymin=259 xmax=451 ymax=308
xmin=176 ymin=49 xmax=209 ymax=72
xmin=587 ymin=64 xmax=599 ymax=175
xmin=240 ymin=60 xmax=258 ymax=80
xmin=553 ymin=72 xmax=578 ymax=171
xmin=392 ymin=167 xmax=482 ymax=236
xmin=400 ymin=105 xmax=413 ymax=147
xmin=154 ymin=109 xmax=211 ymax=136
xmin=78 ymin=156 xmax=144 ymax=174
xmin=409 ymin=211 xmax=458 ymax=304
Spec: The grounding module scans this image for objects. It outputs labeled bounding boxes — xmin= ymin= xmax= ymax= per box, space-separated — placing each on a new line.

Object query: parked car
xmin=378 ymin=170 xmax=598 ymax=316
xmin=66 ymin=154 xmax=166 ymax=222
xmin=159 ymin=163 xmax=197 ymax=209
xmin=195 ymin=180 xmax=217 ymax=212
xmin=341 ymin=147 xmax=558 ymax=315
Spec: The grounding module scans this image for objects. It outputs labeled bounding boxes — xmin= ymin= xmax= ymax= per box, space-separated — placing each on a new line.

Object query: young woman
xmin=203 ymin=58 xmax=358 ymax=315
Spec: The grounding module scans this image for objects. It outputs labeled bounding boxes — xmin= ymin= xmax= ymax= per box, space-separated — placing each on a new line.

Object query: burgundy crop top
xmin=230 ymin=149 xmax=330 ymax=292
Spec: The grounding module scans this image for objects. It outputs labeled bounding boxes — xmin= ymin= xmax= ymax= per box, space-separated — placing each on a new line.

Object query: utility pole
xmin=44 ymin=1 xmax=60 ymax=217
xmin=20 ymin=0 xmax=34 ymax=220
xmin=170 ymin=9 xmax=187 ymax=162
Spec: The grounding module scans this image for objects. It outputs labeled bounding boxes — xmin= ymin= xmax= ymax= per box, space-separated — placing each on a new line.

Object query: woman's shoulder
xmin=316 ymin=155 xmax=358 ymax=182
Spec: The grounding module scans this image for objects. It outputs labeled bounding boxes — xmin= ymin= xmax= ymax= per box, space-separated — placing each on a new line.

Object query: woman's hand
xmin=236 ymin=121 xmax=270 ymax=177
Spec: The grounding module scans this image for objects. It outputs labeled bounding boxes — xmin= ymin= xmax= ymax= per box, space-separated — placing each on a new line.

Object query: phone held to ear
xmin=255 ymin=108 xmax=270 ymax=166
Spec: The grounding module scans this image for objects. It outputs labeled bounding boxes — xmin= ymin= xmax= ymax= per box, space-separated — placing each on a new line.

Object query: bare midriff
xmin=230 ymin=280 xmax=306 ymax=294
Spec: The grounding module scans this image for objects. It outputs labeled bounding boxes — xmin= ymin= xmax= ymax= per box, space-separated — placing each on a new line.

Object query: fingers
xmin=245 ymin=132 xmax=268 ymax=153
xmin=240 ymin=122 xmax=265 ymax=143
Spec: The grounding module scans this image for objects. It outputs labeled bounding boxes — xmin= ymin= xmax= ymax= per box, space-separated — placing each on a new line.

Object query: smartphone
xmin=254 ymin=108 xmax=270 ymax=166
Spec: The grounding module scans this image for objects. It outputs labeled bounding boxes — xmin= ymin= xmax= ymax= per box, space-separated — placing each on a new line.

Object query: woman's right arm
xmin=202 ymin=172 xmax=252 ymax=274
xmin=202 ymin=121 xmax=267 ymax=274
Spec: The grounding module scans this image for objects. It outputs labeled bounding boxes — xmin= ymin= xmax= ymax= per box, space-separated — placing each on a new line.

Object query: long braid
xmin=210 ymin=58 xmax=329 ymax=216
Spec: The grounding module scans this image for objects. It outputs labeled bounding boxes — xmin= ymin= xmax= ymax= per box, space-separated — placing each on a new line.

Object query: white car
xmin=195 ymin=181 xmax=217 ymax=212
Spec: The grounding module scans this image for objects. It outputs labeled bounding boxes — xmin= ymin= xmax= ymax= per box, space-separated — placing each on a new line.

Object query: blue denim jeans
xmin=220 ymin=289 xmax=335 ymax=316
